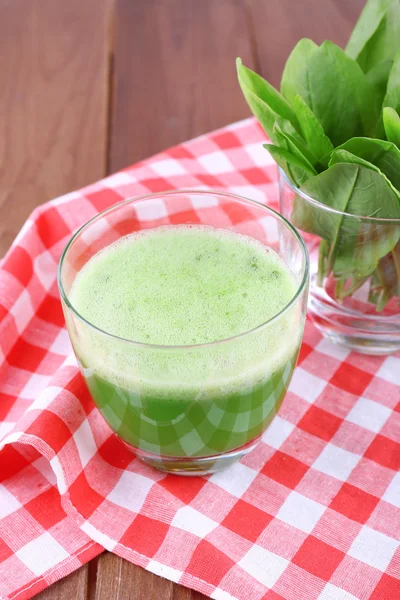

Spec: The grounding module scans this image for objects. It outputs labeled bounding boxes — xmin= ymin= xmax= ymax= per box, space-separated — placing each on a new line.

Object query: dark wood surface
xmin=0 ymin=0 xmax=364 ymax=598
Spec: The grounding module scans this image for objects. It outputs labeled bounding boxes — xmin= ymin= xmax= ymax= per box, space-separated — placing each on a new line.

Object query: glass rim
xmin=279 ymin=168 xmax=400 ymax=224
xmin=58 ymin=189 xmax=309 ymax=350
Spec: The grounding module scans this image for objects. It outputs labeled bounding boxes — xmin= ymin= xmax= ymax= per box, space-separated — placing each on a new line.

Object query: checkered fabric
xmin=0 ymin=118 xmax=399 ymax=600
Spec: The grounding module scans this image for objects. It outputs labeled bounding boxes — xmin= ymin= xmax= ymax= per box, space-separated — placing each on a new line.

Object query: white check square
xmin=198 ymin=152 xmax=234 ymax=174
xmin=247 ymin=143 xmax=275 ymax=167
xmin=376 ymin=357 xmax=400 ymax=386
xmin=73 ymin=419 xmax=97 ymax=468
xmin=134 ymin=199 xmax=168 ymax=221
xmin=34 ymin=251 xmax=58 ymax=291
xmin=346 ymin=397 xmax=391 ymax=433
xmin=318 ymin=583 xmax=359 ymax=600
xmin=348 ymin=526 xmax=399 ymax=571
xmin=28 ymin=386 xmax=60 ymax=411
xmin=383 ymin=472 xmax=400 ymax=508
xmin=289 ymin=368 xmax=326 ymax=403
xmin=276 ymin=491 xmax=326 ymax=533
xmin=262 ymin=416 xmax=295 ymax=449
xmin=210 ymin=462 xmax=257 ymax=498
xmin=16 ymin=532 xmax=69 ymax=576
xmin=20 ymin=373 xmax=51 ymax=400
xmin=172 ymin=506 xmax=217 ymax=537
xmin=0 ymin=485 xmax=22 ymax=519
xmin=147 ymin=560 xmax=183 ymax=583
xmin=151 ymin=159 xmax=186 ymax=176
xmin=238 ymin=545 xmax=288 ymax=587
xmin=107 ymin=471 xmax=154 ymax=512
xmin=315 ymin=339 xmax=350 ymax=361
xmin=313 ymin=444 xmax=360 ymax=481
xmin=10 ymin=289 xmax=34 ymax=334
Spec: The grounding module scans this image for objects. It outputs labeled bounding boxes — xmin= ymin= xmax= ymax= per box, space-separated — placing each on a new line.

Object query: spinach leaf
xmin=281 ymin=39 xmax=318 ymax=106
xmin=274 ymin=123 xmax=317 ymax=167
xmin=331 ymin=138 xmax=400 ymax=192
xmin=236 ymin=58 xmax=299 ymax=143
xmin=264 ymin=144 xmax=316 ymax=187
xmin=346 ymin=0 xmax=393 ymax=67
xmin=383 ymin=107 xmax=400 ymax=146
xmin=236 ymin=59 xmax=299 ymax=126
xmin=293 ymin=95 xmax=333 ymax=167
xmin=295 ymin=164 xmax=400 ymax=279
xmin=347 ymin=0 xmax=400 ymax=73
xmin=282 ymin=40 xmax=376 ymax=144
xmin=366 ymin=60 xmax=393 ymax=107
xmin=383 ymin=50 xmax=400 ymax=113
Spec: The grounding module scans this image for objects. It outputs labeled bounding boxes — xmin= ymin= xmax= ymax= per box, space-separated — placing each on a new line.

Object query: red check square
xmin=330 ymin=483 xmax=380 ymax=524
xmin=27 ymin=411 xmax=71 ymax=453
xmin=370 ymin=574 xmax=400 ymax=599
xmin=262 ymin=451 xmax=309 ymax=489
xmin=68 ymin=472 xmax=105 ymax=519
xmin=293 ymin=535 xmax=345 ymax=580
xmin=0 ymin=446 xmax=31 ymax=483
xmin=2 ymin=246 xmax=33 ymax=287
xmin=36 ymin=295 xmax=65 ymax=327
xmin=7 ymin=339 xmax=47 ymax=372
xmin=120 ymin=515 xmax=169 ymax=557
xmin=159 ymin=475 xmax=206 ymax=504
xmin=186 ymin=540 xmax=235 ymax=587
xmin=298 ymin=405 xmax=342 ymax=442
xmin=365 ymin=434 xmax=400 ymax=471
xmin=222 ymin=500 xmax=273 ymax=543
xmin=330 ymin=363 xmax=373 ymax=396
xmin=35 ymin=207 xmax=71 ymax=247
xmin=24 ymin=488 xmax=66 ymax=530
xmin=212 ymin=132 xmax=242 ymax=149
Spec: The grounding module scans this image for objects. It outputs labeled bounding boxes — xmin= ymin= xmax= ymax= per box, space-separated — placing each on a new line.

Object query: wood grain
xmin=94 ymin=553 xmax=207 ymax=600
xmin=109 ymin=0 xmax=255 ymax=171
xmin=0 ymin=0 xmax=113 ymax=255
xmin=247 ymin=0 xmax=365 ymax=87
xmin=34 ymin=567 xmax=88 ymax=600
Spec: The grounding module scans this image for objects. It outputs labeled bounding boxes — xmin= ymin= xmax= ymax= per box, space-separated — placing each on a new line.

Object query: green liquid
xmin=69 ymin=225 xmax=301 ymax=457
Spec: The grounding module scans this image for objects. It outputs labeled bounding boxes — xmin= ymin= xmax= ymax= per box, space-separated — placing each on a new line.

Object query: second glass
xmin=58 ymin=191 xmax=308 ymax=475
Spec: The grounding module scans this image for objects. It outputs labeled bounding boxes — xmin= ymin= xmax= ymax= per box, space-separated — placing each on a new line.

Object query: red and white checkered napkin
xmin=1 ymin=118 xmax=400 ymax=600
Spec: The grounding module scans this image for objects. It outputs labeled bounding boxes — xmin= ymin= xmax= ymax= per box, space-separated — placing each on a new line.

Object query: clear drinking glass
xmin=280 ymin=169 xmax=400 ymax=355
xmin=58 ymin=190 xmax=308 ymax=475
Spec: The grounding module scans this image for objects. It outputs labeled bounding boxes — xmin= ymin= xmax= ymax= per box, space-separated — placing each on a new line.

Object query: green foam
xmin=70 ymin=225 xmax=297 ymax=346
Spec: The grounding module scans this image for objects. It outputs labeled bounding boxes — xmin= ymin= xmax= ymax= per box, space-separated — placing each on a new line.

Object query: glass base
xmin=309 ymin=283 xmax=400 ymax=355
xmin=126 ymin=438 xmax=260 ymax=476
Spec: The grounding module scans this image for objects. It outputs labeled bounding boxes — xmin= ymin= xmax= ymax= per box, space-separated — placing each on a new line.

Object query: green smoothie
xmin=69 ymin=225 xmax=301 ymax=458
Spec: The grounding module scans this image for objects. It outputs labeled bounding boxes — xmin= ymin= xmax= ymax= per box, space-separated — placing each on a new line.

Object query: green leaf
xmin=347 ymin=0 xmax=400 ymax=73
xmin=292 ymin=95 xmax=333 ymax=167
xmin=293 ymin=164 xmax=400 ymax=279
xmin=383 ymin=50 xmax=400 ymax=112
xmin=366 ymin=60 xmax=393 ymax=106
xmin=273 ymin=123 xmax=317 ymax=167
xmin=236 ymin=58 xmax=299 ymax=142
xmin=346 ymin=0 xmax=393 ymax=66
xmin=282 ymin=40 xmax=377 ymax=144
xmin=331 ymin=137 xmax=400 ymax=192
xmin=383 ymin=107 xmax=400 ymax=146
xmin=281 ymin=39 xmax=319 ymax=105
xmin=264 ymin=144 xmax=316 ymax=187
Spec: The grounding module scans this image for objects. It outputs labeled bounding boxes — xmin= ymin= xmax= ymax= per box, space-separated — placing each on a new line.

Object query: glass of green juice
xmin=58 ymin=190 xmax=309 ymax=475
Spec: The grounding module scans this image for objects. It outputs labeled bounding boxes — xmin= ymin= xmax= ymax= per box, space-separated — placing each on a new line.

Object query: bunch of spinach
xmin=237 ymin=0 xmax=400 ymax=310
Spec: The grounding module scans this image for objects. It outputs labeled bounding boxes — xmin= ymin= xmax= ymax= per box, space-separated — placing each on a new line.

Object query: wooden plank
xmin=247 ymin=0 xmax=366 ymax=87
xmin=34 ymin=566 xmax=88 ymax=600
xmin=0 ymin=0 xmax=113 ymax=255
xmin=94 ymin=552 xmax=207 ymax=599
xmin=109 ymin=0 xmax=256 ymax=171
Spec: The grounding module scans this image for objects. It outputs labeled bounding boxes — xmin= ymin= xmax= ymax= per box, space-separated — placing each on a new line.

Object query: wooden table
xmin=0 ymin=1 xmax=363 ymax=597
